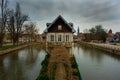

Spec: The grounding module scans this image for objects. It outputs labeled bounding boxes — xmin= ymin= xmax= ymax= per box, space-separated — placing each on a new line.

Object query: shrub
xmin=41 ymin=59 xmax=48 ymax=66
xmin=46 ymin=54 xmax=50 ymax=58
xmin=36 ymin=73 xmax=49 ymax=80
xmin=72 ymin=61 xmax=76 ymax=68
xmin=72 ymin=60 xmax=78 ymax=68
xmin=72 ymin=68 xmax=79 ymax=76
xmin=36 ymin=54 xmax=50 ymax=80
xmin=41 ymin=54 xmax=50 ymax=66
xmin=40 ymin=65 xmax=48 ymax=73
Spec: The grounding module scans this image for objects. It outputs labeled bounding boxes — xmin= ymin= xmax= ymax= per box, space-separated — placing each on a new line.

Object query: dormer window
xmin=58 ymin=25 xmax=62 ymax=30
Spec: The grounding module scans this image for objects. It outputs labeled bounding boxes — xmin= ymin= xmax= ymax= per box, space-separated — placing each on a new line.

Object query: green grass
xmin=0 ymin=45 xmax=17 ymax=50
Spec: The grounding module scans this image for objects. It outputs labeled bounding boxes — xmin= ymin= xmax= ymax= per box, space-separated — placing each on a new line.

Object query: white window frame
xmin=58 ymin=25 xmax=62 ymax=30
xmin=50 ymin=35 xmax=54 ymax=41
xmin=66 ymin=35 xmax=69 ymax=42
xmin=58 ymin=35 xmax=62 ymax=42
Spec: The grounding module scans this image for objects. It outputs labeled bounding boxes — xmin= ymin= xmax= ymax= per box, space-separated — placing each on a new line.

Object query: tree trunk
xmin=0 ymin=34 xmax=4 ymax=48
xmin=0 ymin=42 xmax=3 ymax=48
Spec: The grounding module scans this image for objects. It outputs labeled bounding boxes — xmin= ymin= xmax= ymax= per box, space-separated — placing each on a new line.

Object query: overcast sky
xmin=7 ymin=0 xmax=120 ymax=33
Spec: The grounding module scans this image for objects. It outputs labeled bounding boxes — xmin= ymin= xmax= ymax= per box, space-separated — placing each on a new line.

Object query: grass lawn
xmin=0 ymin=45 xmax=17 ymax=50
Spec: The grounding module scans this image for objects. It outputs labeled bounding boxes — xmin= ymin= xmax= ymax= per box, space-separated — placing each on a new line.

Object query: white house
xmin=44 ymin=15 xmax=76 ymax=46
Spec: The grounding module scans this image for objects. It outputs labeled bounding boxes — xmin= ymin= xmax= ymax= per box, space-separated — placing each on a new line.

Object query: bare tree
xmin=88 ymin=25 xmax=107 ymax=42
xmin=83 ymin=29 xmax=89 ymax=33
xmin=7 ymin=10 xmax=16 ymax=45
xmin=14 ymin=2 xmax=28 ymax=45
xmin=7 ymin=2 xmax=28 ymax=45
xmin=0 ymin=0 xmax=8 ymax=47
xmin=24 ymin=22 xmax=38 ymax=42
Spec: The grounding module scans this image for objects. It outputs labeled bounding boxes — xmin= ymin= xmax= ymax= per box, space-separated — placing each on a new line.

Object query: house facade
xmin=113 ymin=32 xmax=120 ymax=43
xmin=106 ymin=29 xmax=114 ymax=43
xmin=44 ymin=15 xmax=76 ymax=47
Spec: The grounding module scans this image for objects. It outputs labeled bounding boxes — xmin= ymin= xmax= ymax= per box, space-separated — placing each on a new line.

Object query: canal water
xmin=0 ymin=45 xmax=120 ymax=80
xmin=74 ymin=45 xmax=120 ymax=80
xmin=0 ymin=46 xmax=46 ymax=80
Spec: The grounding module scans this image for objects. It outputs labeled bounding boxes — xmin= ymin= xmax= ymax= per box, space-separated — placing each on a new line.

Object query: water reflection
xmin=3 ymin=56 xmax=10 ymax=70
xmin=0 ymin=46 xmax=46 ymax=80
xmin=1 ymin=45 xmax=120 ymax=80
xmin=74 ymin=45 xmax=120 ymax=80
xmin=67 ymin=47 xmax=74 ymax=55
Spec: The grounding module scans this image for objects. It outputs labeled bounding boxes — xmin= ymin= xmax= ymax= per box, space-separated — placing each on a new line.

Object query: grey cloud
xmin=74 ymin=0 xmax=120 ymax=22
xmin=9 ymin=0 xmax=120 ymax=22
xmin=3 ymin=0 xmax=120 ymax=33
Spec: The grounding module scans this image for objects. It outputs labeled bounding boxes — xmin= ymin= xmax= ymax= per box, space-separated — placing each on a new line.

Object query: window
xmin=58 ymin=35 xmax=62 ymax=41
xmin=58 ymin=25 xmax=62 ymax=30
xmin=66 ymin=35 xmax=69 ymax=42
xmin=50 ymin=35 xmax=54 ymax=41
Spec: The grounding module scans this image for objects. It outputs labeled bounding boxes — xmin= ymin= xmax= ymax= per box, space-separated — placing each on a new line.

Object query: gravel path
xmin=48 ymin=46 xmax=72 ymax=80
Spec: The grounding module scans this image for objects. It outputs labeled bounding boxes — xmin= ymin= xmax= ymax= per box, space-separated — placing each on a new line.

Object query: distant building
xmin=106 ymin=29 xmax=114 ymax=43
xmin=73 ymin=35 xmax=78 ymax=42
xmin=20 ymin=33 xmax=43 ymax=43
xmin=43 ymin=15 xmax=76 ymax=47
xmin=113 ymin=32 xmax=120 ymax=43
xmin=35 ymin=34 xmax=43 ymax=42
xmin=78 ymin=33 xmax=85 ymax=41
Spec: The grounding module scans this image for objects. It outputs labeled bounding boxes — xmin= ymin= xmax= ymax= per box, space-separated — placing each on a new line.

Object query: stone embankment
xmin=0 ymin=43 xmax=44 ymax=55
xmin=79 ymin=42 xmax=120 ymax=55
xmin=0 ymin=44 xmax=29 ymax=55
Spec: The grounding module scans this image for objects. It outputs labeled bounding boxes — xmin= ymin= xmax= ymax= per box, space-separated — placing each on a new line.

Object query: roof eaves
xmin=44 ymin=15 xmax=76 ymax=33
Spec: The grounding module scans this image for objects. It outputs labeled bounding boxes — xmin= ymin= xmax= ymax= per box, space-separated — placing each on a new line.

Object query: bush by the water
xmin=36 ymin=73 xmax=49 ymax=80
xmin=40 ymin=65 xmax=48 ymax=73
xmin=71 ymin=56 xmax=82 ymax=80
xmin=36 ymin=54 xmax=50 ymax=80
xmin=72 ymin=68 xmax=79 ymax=75
xmin=72 ymin=58 xmax=78 ymax=68
xmin=41 ymin=54 xmax=50 ymax=66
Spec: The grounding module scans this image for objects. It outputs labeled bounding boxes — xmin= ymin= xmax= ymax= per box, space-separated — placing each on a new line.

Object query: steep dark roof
xmin=44 ymin=15 xmax=76 ymax=33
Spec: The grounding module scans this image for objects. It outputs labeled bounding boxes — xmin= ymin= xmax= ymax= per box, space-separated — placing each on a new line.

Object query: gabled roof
xmin=44 ymin=15 xmax=76 ymax=33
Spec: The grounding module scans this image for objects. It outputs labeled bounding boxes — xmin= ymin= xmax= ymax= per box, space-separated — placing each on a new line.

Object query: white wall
xmin=47 ymin=33 xmax=73 ymax=42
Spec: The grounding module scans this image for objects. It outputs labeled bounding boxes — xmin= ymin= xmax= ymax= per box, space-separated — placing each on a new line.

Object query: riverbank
xmin=0 ymin=44 xmax=29 ymax=55
xmin=0 ymin=42 xmax=45 ymax=55
xmin=37 ymin=46 xmax=82 ymax=80
xmin=79 ymin=42 xmax=120 ymax=55
xmin=0 ymin=45 xmax=46 ymax=80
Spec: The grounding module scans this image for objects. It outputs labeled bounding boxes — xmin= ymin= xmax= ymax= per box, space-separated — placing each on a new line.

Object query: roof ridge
xmin=44 ymin=15 xmax=76 ymax=33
